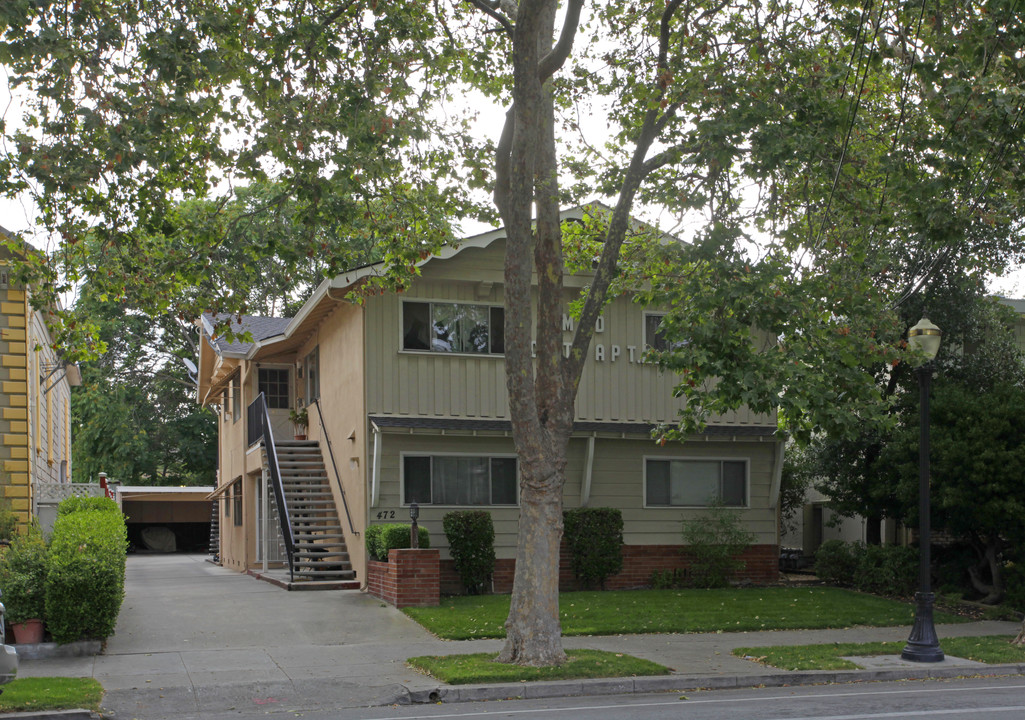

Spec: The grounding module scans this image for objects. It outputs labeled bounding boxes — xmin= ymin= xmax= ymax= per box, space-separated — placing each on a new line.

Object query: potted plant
xmin=1 ymin=527 xmax=47 ymax=644
xmin=289 ymin=404 xmax=309 ymax=440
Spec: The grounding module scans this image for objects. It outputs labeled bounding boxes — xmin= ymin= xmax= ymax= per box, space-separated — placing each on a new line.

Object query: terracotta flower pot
xmin=11 ymin=618 xmax=44 ymax=645
xmin=294 ymin=434 xmax=307 ymax=441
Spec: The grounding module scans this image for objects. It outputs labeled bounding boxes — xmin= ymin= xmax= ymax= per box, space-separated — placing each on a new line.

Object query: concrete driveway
xmin=20 ymin=554 xmax=446 ymax=717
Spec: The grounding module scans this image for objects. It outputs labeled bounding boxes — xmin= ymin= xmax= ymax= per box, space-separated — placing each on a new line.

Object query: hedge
xmin=44 ymin=498 xmax=128 ymax=643
xmin=563 ymin=507 xmax=623 ymax=589
xmin=814 ymin=540 xmax=917 ymax=597
xmin=56 ymin=495 xmax=120 ymax=516
xmin=443 ymin=511 xmax=495 ymax=594
xmin=365 ymin=523 xmax=431 ymax=561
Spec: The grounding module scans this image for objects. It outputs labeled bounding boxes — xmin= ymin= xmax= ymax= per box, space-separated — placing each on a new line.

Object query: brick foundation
xmin=440 ymin=543 xmax=778 ymax=594
xmin=367 ymin=549 xmax=440 ymax=608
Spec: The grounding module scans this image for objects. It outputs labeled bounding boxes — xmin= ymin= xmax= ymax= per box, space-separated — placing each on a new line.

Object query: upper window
xmin=231 ymin=373 xmax=242 ymax=422
xmin=304 ymin=347 xmax=320 ymax=403
xmin=258 ymin=368 xmax=290 ymax=409
xmin=644 ymin=313 xmax=672 ymax=352
xmin=403 ymin=454 xmax=518 ymax=506
xmin=645 ymin=458 xmax=747 ymax=507
xmin=403 ymin=301 xmax=505 ymax=354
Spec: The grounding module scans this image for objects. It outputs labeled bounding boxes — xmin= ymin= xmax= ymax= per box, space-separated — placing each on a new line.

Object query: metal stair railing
xmin=310 ymin=398 xmax=359 ymax=539
xmin=250 ymin=392 xmax=295 ymax=581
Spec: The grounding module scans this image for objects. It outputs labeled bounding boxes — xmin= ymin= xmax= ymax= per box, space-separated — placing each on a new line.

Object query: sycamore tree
xmin=3 ymin=0 xmax=1025 ymax=667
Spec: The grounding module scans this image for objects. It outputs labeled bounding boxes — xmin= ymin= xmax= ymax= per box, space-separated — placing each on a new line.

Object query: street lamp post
xmin=901 ymin=316 xmax=944 ymax=663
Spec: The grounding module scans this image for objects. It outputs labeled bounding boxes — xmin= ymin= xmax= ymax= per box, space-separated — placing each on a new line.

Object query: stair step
xmin=294 ymin=569 xmax=357 ymax=579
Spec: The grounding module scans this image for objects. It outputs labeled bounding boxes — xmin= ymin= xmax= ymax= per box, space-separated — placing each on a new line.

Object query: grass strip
xmin=0 ymin=677 xmax=104 ymax=712
xmin=734 ymin=635 xmax=1025 ymax=671
xmin=408 ymin=648 xmax=671 ymax=685
xmin=403 ymin=587 xmax=966 ymax=640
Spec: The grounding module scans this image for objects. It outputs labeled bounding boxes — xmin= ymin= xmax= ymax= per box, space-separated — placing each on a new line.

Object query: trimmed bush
xmin=56 ymin=496 xmax=120 ymax=516
xmin=814 ymin=540 xmax=862 ymax=587
xmin=815 ymin=541 xmax=917 ymax=597
xmin=853 ymin=544 xmax=917 ymax=597
xmin=563 ymin=507 xmax=623 ymax=589
xmin=44 ymin=498 xmax=127 ymax=643
xmin=0 ymin=524 xmax=48 ymax=624
xmin=365 ymin=523 xmax=431 ymax=562
xmin=682 ymin=503 xmax=753 ymax=588
xmin=443 ymin=511 xmax=495 ymax=595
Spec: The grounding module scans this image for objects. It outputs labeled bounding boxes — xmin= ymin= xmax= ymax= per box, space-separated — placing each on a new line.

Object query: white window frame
xmin=400 ymin=300 xmax=506 ymax=357
xmin=258 ymin=365 xmax=292 ymax=410
xmin=303 ymin=346 xmax=320 ymax=403
xmin=642 ymin=455 xmax=750 ymax=508
xmin=400 ymin=451 xmax=520 ymax=507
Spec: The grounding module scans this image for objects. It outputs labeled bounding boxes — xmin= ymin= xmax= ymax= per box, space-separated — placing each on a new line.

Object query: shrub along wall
xmin=45 ymin=496 xmax=128 ymax=644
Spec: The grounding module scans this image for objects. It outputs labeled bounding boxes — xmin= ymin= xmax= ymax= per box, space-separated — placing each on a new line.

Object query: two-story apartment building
xmin=0 ymin=230 xmax=80 ymax=533
xmin=197 ymin=210 xmax=784 ymax=590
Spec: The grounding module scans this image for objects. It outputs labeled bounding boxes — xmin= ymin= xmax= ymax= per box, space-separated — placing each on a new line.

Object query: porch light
xmin=409 ymin=502 xmax=420 ymax=521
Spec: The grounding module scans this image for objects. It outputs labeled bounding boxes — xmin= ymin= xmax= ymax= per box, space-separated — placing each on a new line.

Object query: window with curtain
xmin=645 ymin=458 xmax=747 ymax=507
xmin=402 ymin=301 xmax=505 ymax=354
xmin=403 ymin=455 xmax=517 ymax=505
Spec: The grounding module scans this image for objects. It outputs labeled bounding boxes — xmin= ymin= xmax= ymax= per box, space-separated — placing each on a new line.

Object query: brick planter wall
xmin=439 ymin=543 xmax=778 ymax=595
xmin=367 ymin=549 xmax=440 ymax=608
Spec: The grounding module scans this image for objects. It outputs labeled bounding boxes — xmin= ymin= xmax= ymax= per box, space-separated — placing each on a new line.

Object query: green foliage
xmin=852 ymin=544 xmax=918 ymax=598
xmin=563 ymin=508 xmax=623 ymax=590
xmin=56 ymin=496 xmax=119 ymax=516
xmin=649 ymin=568 xmax=688 ymax=590
xmin=44 ymin=500 xmax=127 ymax=643
xmin=0 ymin=497 xmax=19 ymax=541
xmin=71 ymin=289 xmax=217 ymax=486
xmin=682 ymin=504 xmax=754 ymax=589
xmin=814 ymin=540 xmax=864 ymax=587
xmin=0 ymin=524 xmax=48 ymax=624
xmin=815 ymin=541 xmax=917 ymax=597
xmin=1002 ymin=562 xmax=1025 ymax=613
xmin=442 ymin=511 xmax=495 ymax=595
xmin=365 ymin=523 xmax=430 ymax=562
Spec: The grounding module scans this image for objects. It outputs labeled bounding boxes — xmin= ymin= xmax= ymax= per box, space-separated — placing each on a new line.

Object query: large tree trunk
xmin=967 ymin=538 xmax=1004 ymax=605
xmin=496 ymin=457 xmax=568 ymax=665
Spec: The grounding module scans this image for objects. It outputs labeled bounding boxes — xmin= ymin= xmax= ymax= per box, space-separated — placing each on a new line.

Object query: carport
xmin=115 ymin=485 xmax=215 ymax=553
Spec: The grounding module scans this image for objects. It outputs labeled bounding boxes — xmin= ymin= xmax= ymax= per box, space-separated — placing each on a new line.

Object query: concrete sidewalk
xmin=17 ymin=554 xmax=1025 ymax=719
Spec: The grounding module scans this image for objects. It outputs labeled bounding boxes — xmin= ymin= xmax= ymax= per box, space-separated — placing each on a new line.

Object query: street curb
xmin=0 ymin=710 xmax=98 ymax=720
xmin=405 ymin=664 xmax=1025 ymax=704
xmin=13 ymin=641 xmax=102 ymax=661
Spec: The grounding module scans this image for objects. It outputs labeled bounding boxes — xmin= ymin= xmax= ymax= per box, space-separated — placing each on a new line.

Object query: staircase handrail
xmin=251 ymin=392 xmax=295 ymax=581
xmin=310 ymin=398 xmax=359 ymax=538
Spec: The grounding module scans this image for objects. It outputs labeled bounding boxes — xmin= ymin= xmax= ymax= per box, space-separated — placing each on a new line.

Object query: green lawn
xmin=403 ymin=587 xmax=966 ymax=640
xmin=734 ymin=635 xmax=1025 ymax=671
xmin=408 ymin=649 xmax=670 ymax=684
xmin=0 ymin=677 xmax=103 ymax=712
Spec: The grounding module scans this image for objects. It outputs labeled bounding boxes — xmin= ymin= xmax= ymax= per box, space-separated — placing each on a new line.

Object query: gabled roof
xmin=200 ymin=313 xmax=292 ymax=356
xmin=197 ymin=202 xmax=667 ymax=361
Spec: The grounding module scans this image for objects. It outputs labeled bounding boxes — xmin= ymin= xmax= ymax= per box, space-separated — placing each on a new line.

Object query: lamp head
xmin=409 ymin=502 xmax=419 ymax=521
xmin=908 ymin=317 xmax=942 ymax=361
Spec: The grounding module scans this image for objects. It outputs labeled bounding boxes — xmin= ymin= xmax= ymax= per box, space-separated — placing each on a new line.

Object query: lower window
xmin=645 ymin=459 xmax=746 ymax=507
xmin=403 ymin=455 xmax=517 ymax=506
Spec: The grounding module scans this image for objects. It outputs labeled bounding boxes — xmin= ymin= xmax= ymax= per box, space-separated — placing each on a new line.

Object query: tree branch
xmin=465 ymin=0 xmax=514 ymax=37
xmin=537 ymin=0 xmax=584 ymax=81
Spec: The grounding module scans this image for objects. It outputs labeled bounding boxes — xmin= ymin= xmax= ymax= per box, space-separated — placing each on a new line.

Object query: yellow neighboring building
xmin=0 ymin=228 xmax=80 ymax=530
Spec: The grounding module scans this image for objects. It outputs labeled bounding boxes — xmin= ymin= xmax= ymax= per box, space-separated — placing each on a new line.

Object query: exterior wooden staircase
xmin=276 ymin=440 xmax=359 ymax=588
